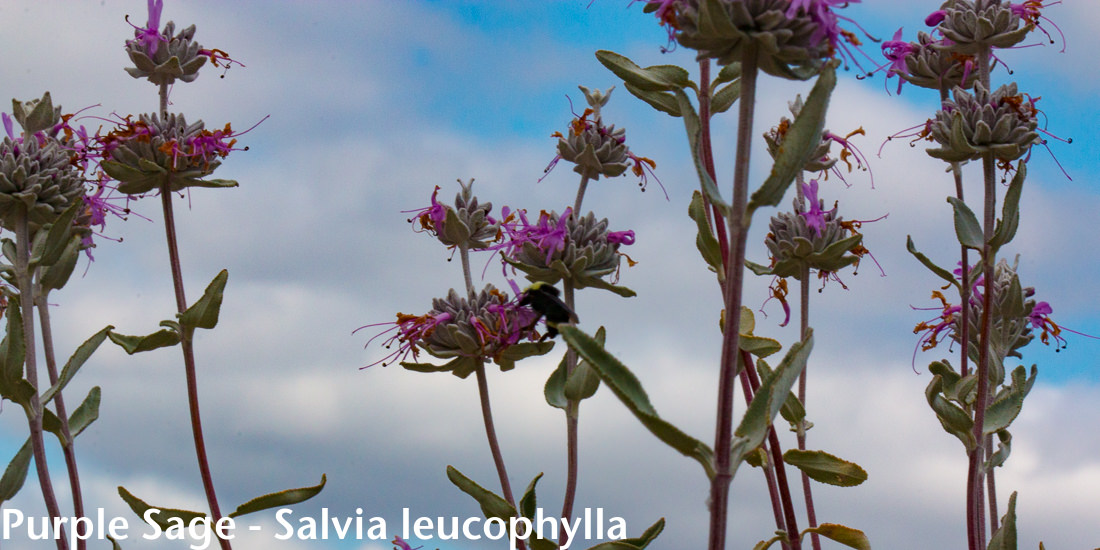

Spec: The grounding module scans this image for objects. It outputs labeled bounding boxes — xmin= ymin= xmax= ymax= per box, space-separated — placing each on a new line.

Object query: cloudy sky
xmin=0 ymin=1 xmax=1098 ymax=549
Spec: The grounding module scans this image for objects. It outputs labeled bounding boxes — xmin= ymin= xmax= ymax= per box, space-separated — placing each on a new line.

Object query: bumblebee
xmin=519 ymin=282 xmax=579 ymax=339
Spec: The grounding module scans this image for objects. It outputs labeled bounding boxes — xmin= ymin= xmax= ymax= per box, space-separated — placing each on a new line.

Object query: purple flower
xmin=489 ymin=207 xmax=572 ymax=266
xmin=405 ymin=186 xmax=449 ymax=237
xmin=879 ymin=28 xmax=918 ymax=94
xmin=607 ymin=230 xmax=635 ymax=245
xmin=126 ymin=0 xmax=166 ymax=55
xmin=78 ymin=179 xmax=138 ymax=262
xmin=1009 ymin=0 xmax=1067 ymax=52
xmin=822 ymin=128 xmax=873 ymax=187
xmin=799 ymin=179 xmax=827 ymax=236
xmin=357 ymin=312 xmax=453 ymax=368
xmin=925 ymin=9 xmax=947 ymax=27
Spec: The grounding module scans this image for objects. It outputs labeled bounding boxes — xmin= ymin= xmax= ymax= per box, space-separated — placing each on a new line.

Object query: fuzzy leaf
xmin=926 ymin=376 xmax=976 ymax=451
xmin=987 ymin=492 xmax=1017 ymax=550
xmin=947 ymin=197 xmax=984 ymax=249
xmin=731 ymin=332 xmax=812 ymax=467
xmin=984 ymin=365 xmax=1035 ymax=435
xmin=118 ymin=486 xmax=206 ymax=531
xmin=0 ymin=440 xmax=31 ymax=505
xmin=803 ymin=524 xmax=871 ymax=550
xmin=228 ymin=474 xmax=326 ymax=518
xmin=42 ymin=326 xmax=112 ymax=404
xmin=446 ymin=465 xmax=516 ymax=520
xmin=756 ymin=360 xmax=805 ymax=426
xmin=67 ymin=386 xmax=102 ymax=439
xmin=906 ymin=236 xmax=960 ymax=288
xmin=108 ymin=325 xmax=181 ymax=354
xmin=37 ymin=234 xmax=82 ymax=291
xmin=689 ymin=191 xmax=723 ymax=273
xmin=986 ymin=429 xmax=1013 ymax=470
xmin=31 ymin=201 xmax=82 ymax=267
xmin=676 ymin=89 xmax=729 ymax=217
xmin=519 ymin=473 xmax=542 ymax=521
xmin=179 ymin=270 xmax=228 ymax=330
xmin=595 ymin=50 xmax=693 ymax=93
xmin=0 ymin=298 xmax=30 ymax=406
xmin=783 ymin=449 xmax=867 ymax=487
xmin=560 ymin=325 xmax=715 ymax=479
xmin=991 ymin=162 xmax=1025 ymax=249
xmin=747 ymin=63 xmax=836 ymax=220
xmin=623 ymin=82 xmax=682 ymax=117
xmin=711 ymin=80 xmax=741 ymax=114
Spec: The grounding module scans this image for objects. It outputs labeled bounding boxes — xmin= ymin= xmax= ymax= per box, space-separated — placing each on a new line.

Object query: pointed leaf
xmin=783 ymin=449 xmax=867 ymax=487
xmin=544 ymin=354 xmax=569 ymax=410
xmin=623 ymin=82 xmax=682 ymax=117
xmin=67 ymin=386 xmax=102 ymax=439
xmin=710 ymin=80 xmax=741 ymax=114
xmin=987 ymin=492 xmax=1017 ymax=550
xmin=712 ymin=62 xmax=742 ymax=88
xmin=732 ymin=331 xmax=813 ymax=464
xmin=559 ymin=325 xmax=715 ymax=479
xmin=947 ymin=197 xmax=984 ymax=249
xmin=803 ymin=524 xmax=871 ymax=550
xmin=42 ymin=326 xmax=112 ymax=404
xmin=38 ymin=234 xmax=82 ymax=291
xmin=179 ymin=269 xmax=228 ymax=330
xmin=118 ymin=486 xmax=206 ymax=531
xmin=984 ymin=365 xmax=1035 ymax=435
xmin=747 ymin=64 xmax=836 ymax=220
xmin=756 ymin=360 xmax=805 ymax=426
xmin=31 ymin=201 xmax=82 ymax=267
xmin=675 ymin=89 xmax=729 ymax=217
xmin=753 ymin=535 xmax=787 ymax=550
xmin=595 ymin=50 xmax=693 ymax=92
xmin=446 ymin=465 xmax=516 ymax=520
xmin=991 ymin=162 xmax=1025 ymax=249
xmin=907 ymin=236 xmax=960 ymax=288
xmin=926 ymin=376 xmax=976 ymax=451
xmin=0 ymin=440 xmax=31 ymax=505
xmin=108 ymin=326 xmax=181 ymax=354
xmin=564 ymin=361 xmax=601 ymax=401
xmin=689 ymin=191 xmax=723 ymax=273
xmin=986 ymin=429 xmax=1012 ymax=470
xmin=0 ymin=297 xmax=27 ymax=402
xmin=228 ymin=474 xmax=326 ymax=518
xmin=519 ymin=473 xmax=543 ymax=521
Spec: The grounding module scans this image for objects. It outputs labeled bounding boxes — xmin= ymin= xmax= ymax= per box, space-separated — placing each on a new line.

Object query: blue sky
xmin=0 ymin=1 xmax=1098 ymax=549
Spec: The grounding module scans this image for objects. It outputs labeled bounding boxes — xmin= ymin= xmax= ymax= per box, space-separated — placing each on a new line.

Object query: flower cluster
xmin=913 ymin=259 xmax=1071 ymax=375
xmin=124 ymin=0 xmax=242 ymax=86
xmin=926 ymin=82 xmax=1040 ymax=163
xmin=490 ymin=207 xmax=636 ymax=296
xmin=360 ymin=285 xmax=549 ymax=377
xmin=763 ymin=95 xmax=873 ymax=186
xmin=99 ymin=112 xmax=248 ymax=195
xmin=543 ymin=87 xmax=663 ymax=197
xmin=645 ymin=0 xmax=872 ymax=79
xmin=406 ymin=180 xmax=498 ymax=250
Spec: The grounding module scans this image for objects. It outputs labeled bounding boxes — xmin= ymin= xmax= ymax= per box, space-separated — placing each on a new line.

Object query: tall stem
xmin=697 ymin=60 xmax=731 ymax=269
xmin=742 ymin=352 xmax=799 ymax=550
xmin=37 ymin=299 xmax=86 ymax=550
xmin=157 ymin=84 xmax=232 ymax=550
xmin=559 ymin=283 xmax=580 ymax=546
xmin=457 ymin=244 xmax=525 ymax=550
xmin=708 ymin=43 xmax=758 ymax=550
xmin=15 ymin=213 xmax=68 ymax=550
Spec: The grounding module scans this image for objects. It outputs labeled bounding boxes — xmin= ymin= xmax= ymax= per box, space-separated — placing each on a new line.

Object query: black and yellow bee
xmin=519 ymin=282 xmax=579 ymax=339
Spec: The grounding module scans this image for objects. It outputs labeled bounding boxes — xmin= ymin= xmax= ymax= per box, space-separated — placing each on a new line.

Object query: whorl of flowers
xmin=0 ymin=94 xmax=86 ymax=231
xmin=361 ymin=285 xmax=547 ymax=377
xmin=671 ymin=0 xmax=840 ymax=79
xmin=124 ymin=0 xmax=241 ymax=86
xmin=926 ymin=82 xmax=1040 ymax=163
xmin=929 ymin=0 xmax=1030 ymax=54
xmin=881 ymin=30 xmax=978 ymax=95
xmin=493 ymin=208 xmax=635 ymax=296
xmin=408 ymin=180 xmax=498 ymax=250
xmin=763 ymin=180 xmax=862 ymax=279
xmin=914 ymin=258 xmax=1061 ymax=384
xmin=99 ymin=112 xmax=241 ymax=195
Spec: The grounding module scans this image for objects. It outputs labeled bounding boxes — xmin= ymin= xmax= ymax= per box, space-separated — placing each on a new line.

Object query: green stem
xmin=157 ymin=84 xmax=232 ymax=550
xmin=708 ymin=43 xmax=758 ymax=550
xmin=559 ymin=284 xmax=580 ymax=547
xmin=37 ymin=298 xmax=86 ymax=550
xmin=15 ymin=212 xmax=69 ymax=550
